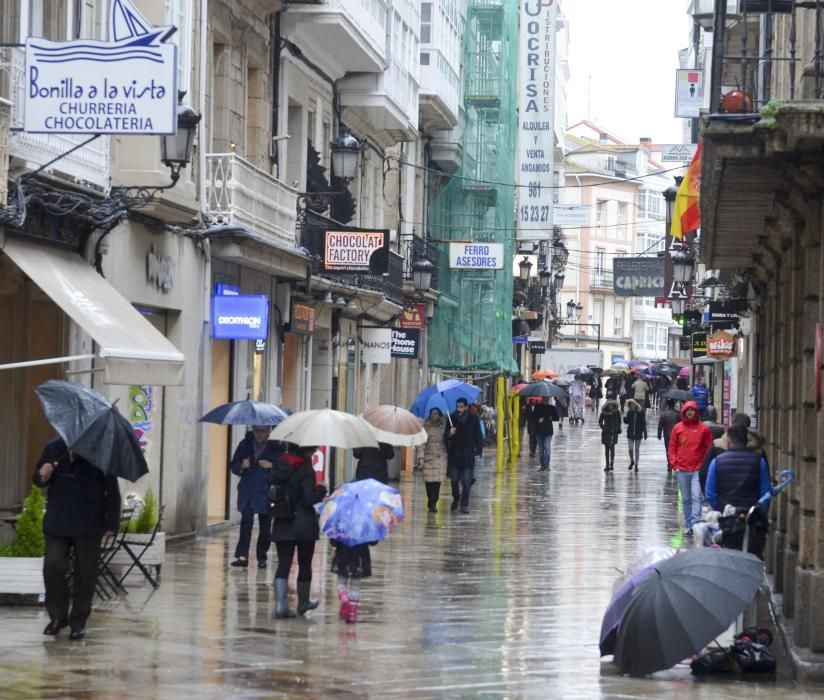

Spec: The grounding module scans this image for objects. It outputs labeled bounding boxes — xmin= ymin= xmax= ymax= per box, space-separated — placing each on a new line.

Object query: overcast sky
xmin=563 ymin=0 xmax=691 ymax=144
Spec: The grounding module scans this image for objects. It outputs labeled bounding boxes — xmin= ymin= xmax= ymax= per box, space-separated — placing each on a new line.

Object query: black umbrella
xmin=199 ymin=400 xmax=290 ymax=426
xmin=35 ymin=380 xmax=148 ymax=482
xmin=614 ymin=548 xmax=764 ymax=677
xmin=663 ymin=389 xmax=692 ymax=402
xmin=518 ymin=381 xmax=568 ymax=399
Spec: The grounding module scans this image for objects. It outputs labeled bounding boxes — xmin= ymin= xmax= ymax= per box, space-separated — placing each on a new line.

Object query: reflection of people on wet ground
xmin=445 ymin=398 xmax=483 ymax=514
xmin=623 ymin=399 xmax=647 ymax=472
xmin=599 ymin=401 xmax=621 ymax=472
xmin=421 ymin=408 xmax=448 ymax=513
xmin=34 ymin=438 xmax=121 ymax=640
xmin=270 ymin=445 xmax=327 ymax=619
xmin=229 ymin=426 xmax=281 ymax=569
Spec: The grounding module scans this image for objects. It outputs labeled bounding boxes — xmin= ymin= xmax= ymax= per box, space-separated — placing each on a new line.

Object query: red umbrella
xmin=512 ymin=383 xmax=528 ymax=393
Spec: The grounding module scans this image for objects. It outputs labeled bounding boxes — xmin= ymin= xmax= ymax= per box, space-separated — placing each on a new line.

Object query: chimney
xmin=640 ymin=137 xmax=652 ymax=145
xmin=598 ymin=132 xmax=609 ymax=144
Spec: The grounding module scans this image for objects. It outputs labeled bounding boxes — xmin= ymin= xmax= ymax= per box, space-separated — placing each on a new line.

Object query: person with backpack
xmin=229 ymin=426 xmax=282 ymax=569
xmin=269 ymin=444 xmax=327 ymax=619
xmin=623 ymin=399 xmax=647 ymax=471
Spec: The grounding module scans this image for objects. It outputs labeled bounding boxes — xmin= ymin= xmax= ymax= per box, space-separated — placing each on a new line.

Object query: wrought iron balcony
xmin=205 ymin=153 xmax=298 ymax=249
xmin=400 ymin=233 xmax=439 ymax=291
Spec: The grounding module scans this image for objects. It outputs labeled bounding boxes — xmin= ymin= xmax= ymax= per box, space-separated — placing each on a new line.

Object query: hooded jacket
xmin=269 ymin=452 xmax=326 ymax=542
xmin=599 ymin=400 xmax=622 ymax=446
xmin=668 ymin=401 xmax=713 ymax=473
xmin=623 ymin=400 xmax=647 ymax=440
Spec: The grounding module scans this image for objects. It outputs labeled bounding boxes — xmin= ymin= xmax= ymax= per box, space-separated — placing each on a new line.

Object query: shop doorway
xmin=207 ymin=339 xmax=232 ymax=523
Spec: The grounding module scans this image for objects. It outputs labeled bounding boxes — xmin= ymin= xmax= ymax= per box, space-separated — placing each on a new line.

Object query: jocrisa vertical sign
xmin=517 ymin=0 xmax=557 ymax=241
xmin=23 ymin=0 xmax=177 ymax=134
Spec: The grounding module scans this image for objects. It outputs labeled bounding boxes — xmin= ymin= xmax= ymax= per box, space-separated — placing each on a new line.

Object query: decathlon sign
xmin=24 ymin=0 xmax=177 ymax=135
xmin=449 ymin=243 xmax=504 ymax=269
xmin=324 ymin=229 xmax=389 ymax=273
xmin=211 ymin=294 xmax=269 ymax=340
xmin=613 ymin=257 xmax=666 ymax=297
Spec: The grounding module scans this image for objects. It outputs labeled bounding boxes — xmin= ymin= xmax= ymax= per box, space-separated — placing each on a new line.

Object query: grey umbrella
xmin=614 ymin=548 xmax=764 ymax=677
xmin=199 ymin=400 xmax=290 ymax=426
xmin=517 ymin=381 xmax=568 ymax=399
xmin=35 ymin=380 xmax=148 ymax=482
xmin=663 ymin=389 xmax=692 ymax=402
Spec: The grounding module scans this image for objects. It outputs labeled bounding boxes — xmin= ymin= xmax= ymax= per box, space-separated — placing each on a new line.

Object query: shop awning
xmin=1 ymin=237 xmax=184 ymax=385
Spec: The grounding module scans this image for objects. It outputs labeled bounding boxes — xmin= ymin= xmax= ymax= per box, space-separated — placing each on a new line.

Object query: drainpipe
xmin=270 ymin=11 xmax=282 ymax=174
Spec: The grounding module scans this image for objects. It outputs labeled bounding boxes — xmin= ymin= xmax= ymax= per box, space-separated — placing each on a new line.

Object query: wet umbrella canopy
xmin=35 ymin=380 xmax=148 ymax=482
xmin=199 ymin=400 xmax=289 ymax=426
xmin=518 ymin=381 xmax=568 ymax=399
xmin=614 ymin=548 xmax=764 ymax=677
xmin=663 ymin=389 xmax=693 ymax=402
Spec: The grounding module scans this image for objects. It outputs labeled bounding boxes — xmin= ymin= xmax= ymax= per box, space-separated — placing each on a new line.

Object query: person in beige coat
xmin=420 ymin=408 xmax=449 ymax=512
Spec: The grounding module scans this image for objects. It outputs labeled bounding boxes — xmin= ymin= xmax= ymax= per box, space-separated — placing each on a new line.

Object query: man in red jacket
xmin=668 ymin=401 xmax=713 ymax=535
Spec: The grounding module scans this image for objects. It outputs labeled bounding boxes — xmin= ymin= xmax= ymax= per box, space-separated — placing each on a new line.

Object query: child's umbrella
xmin=320 ymin=478 xmax=404 ymax=546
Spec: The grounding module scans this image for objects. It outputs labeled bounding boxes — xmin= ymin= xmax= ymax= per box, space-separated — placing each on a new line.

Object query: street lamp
xmin=412 ymin=257 xmax=434 ymax=292
xmin=566 ymin=299 xmax=576 ymax=319
xmin=161 ymin=92 xmax=202 ymax=184
xmin=554 ymin=271 xmax=565 ymax=290
xmin=539 ymin=269 xmax=551 ymax=289
xmin=669 ymin=287 xmax=688 ymax=315
xmin=551 ymin=238 xmax=569 ymax=271
xmin=518 ymin=256 xmax=533 ymax=281
xmin=672 ymin=247 xmax=696 ymax=284
xmin=330 ymin=127 xmax=362 ymax=182
xmin=663 ymin=180 xmax=679 ymax=234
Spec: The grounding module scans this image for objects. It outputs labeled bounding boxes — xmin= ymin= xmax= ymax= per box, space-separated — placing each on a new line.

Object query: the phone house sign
xmin=24 ymin=0 xmax=177 ymax=135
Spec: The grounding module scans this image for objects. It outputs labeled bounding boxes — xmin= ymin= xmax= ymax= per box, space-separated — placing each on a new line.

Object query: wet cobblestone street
xmin=1 ymin=413 xmax=820 ymax=698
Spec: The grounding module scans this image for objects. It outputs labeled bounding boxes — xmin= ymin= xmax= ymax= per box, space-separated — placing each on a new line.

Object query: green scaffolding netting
xmin=428 ymin=0 xmax=519 ymax=374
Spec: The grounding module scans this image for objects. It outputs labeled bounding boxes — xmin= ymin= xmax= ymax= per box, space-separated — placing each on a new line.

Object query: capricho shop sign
xmin=24 ymin=0 xmax=177 ymax=134
xmin=324 ymin=229 xmax=389 ymax=273
xmin=449 ymin=243 xmax=504 ymax=269
xmin=613 ymin=257 xmax=666 ymax=297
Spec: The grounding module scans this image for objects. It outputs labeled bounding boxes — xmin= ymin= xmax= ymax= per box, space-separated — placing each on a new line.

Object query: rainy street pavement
xmin=0 ymin=410 xmax=820 ymax=699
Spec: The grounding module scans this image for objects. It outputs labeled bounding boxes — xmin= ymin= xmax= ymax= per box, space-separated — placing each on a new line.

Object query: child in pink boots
xmin=330 ymin=541 xmax=371 ymax=624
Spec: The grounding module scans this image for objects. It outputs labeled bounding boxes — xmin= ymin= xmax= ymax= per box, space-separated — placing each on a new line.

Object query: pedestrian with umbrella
xmin=420 ymin=408 xmax=449 ymax=512
xmin=532 ymin=397 xmax=559 ymax=472
xmin=599 ymin=400 xmax=622 ymax=472
xmin=33 ymin=380 xmax=144 ymax=640
xmin=268 ymin=409 xmax=375 ymax=618
xmin=445 ymin=398 xmax=483 ymax=514
xmin=228 ymin=425 xmax=283 ymax=569
xmin=321 ymin=478 xmax=404 ymax=624
xmin=200 ymin=401 xmax=290 ymax=570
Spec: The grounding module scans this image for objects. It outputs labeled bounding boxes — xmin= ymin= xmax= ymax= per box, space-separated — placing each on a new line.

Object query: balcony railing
xmin=715 ymin=2 xmax=824 ymax=109
xmin=0 ymin=46 xmax=110 ymax=193
xmin=400 ymin=233 xmax=439 ymax=291
xmin=591 ymin=274 xmax=614 ymax=290
xmin=0 ymin=99 xmax=9 ymax=205
xmin=205 ymin=153 xmax=298 ymax=249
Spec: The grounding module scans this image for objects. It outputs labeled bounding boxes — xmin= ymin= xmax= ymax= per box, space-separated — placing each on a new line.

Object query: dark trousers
xmin=424 ymin=481 xmax=441 ymax=508
xmin=274 ymin=540 xmax=316 ymax=582
xmin=234 ymin=504 xmax=271 ymax=562
xmin=450 ymin=467 xmax=474 ymax=507
xmin=528 ymin=433 xmax=537 ymax=456
xmin=44 ymin=534 xmax=101 ymax=631
xmin=604 ymin=444 xmax=615 ymax=468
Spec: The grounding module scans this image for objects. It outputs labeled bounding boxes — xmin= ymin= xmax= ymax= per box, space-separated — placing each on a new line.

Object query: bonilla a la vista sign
xmin=24 ymin=0 xmax=177 ymax=134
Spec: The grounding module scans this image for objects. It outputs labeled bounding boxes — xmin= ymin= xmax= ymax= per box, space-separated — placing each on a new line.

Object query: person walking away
xmin=270 ymin=445 xmax=327 ymax=618
xmin=569 ymin=375 xmax=586 ymax=424
xmin=691 ymin=377 xmax=710 ymax=417
xmin=523 ymin=401 xmax=538 ymax=457
xmin=656 ymin=373 xmax=672 ymax=411
xmin=676 ymin=373 xmax=689 ymax=391
xmin=699 ymin=412 xmax=766 ymax=492
xmin=657 ymin=399 xmax=681 ymax=472
xmin=705 ymin=424 xmax=771 ymax=557
xmin=445 ymin=398 xmax=483 ymax=514
xmin=420 ymin=408 xmax=448 ymax=513
xmin=620 ymin=374 xmax=632 ymax=413
xmin=590 ymin=373 xmax=603 ymax=414
xmin=632 ymin=373 xmax=649 ymax=411
xmin=599 ymin=400 xmax=622 ymax=472
xmin=604 ymin=375 xmax=620 ymax=401
xmin=555 ymin=394 xmax=568 ymax=428
xmin=33 ymin=437 xmax=121 ymax=640
xmin=352 ymin=442 xmax=394 ymax=484
xmin=331 ymin=443 xmax=392 ymax=624
xmin=532 ymin=397 xmax=559 ymax=472
xmin=229 ymin=426 xmax=282 ymax=569
xmin=702 ymin=406 xmax=725 ymax=440
xmin=623 ymin=399 xmax=647 ymax=471
xmin=668 ymin=401 xmax=713 ymax=536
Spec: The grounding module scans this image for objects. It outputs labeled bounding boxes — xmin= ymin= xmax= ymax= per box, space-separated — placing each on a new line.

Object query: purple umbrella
xmin=599 ymin=565 xmax=656 ymax=657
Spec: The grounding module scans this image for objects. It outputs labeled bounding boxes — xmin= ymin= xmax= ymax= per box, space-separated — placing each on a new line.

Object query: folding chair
xmin=96 ymin=508 xmax=135 ymax=599
xmin=117 ymin=505 xmax=165 ymax=589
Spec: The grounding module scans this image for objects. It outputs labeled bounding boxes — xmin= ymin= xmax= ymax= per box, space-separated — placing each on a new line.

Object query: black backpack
xmin=267 ymin=478 xmax=295 ymax=521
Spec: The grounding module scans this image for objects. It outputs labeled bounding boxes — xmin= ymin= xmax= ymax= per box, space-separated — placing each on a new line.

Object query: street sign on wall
xmin=399 ymin=304 xmax=426 ymax=329
xmin=361 ymin=328 xmax=392 ymax=364
xmin=553 ymin=205 xmax=589 ymax=227
xmin=391 ymin=328 xmax=420 ymax=359
xmin=517 ymin=0 xmax=558 ymax=240
xmin=24 ymin=0 xmax=177 ymax=134
xmin=674 ymin=69 xmax=706 ymax=119
xmin=290 ymin=302 xmax=316 ymax=335
xmin=612 ymin=257 xmax=666 ymax=297
xmin=661 ymin=144 xmax=699 ymax=162
xmin=449 ymin=243 xmax=504 ymax=269
xmin=692 ymin=332 xmax=708 ymax=359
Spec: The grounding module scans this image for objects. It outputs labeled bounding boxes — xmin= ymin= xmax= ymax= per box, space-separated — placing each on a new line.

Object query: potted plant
xmin=0 ymin=487 xmax=46 ymax=600
xmin=111 ymin=488 xmax=165 ymax=586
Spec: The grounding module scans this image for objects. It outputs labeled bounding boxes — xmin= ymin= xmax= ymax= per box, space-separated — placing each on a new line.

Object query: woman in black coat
xmin=228 ymin=426 xmax=283 ymax=569
xmin=599 ymin=400 xmax=622 ymax=472
xmin=623 ymin=399 xmax=648 ymax=472
xmin=270 ymin=445 xmax=327 ymax=619
xmin=352 ymin=443 xmax=394 ymax=483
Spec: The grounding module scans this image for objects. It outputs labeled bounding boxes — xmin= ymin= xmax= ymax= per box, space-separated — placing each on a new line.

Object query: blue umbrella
xmin=320 ymin=478 xmax=404 ymax=546
xmin=600 ymin=565 xmax=656 ymax=657
xmin=410 ymin=380 xmax=481 ymax=419
xmin=199 ymin=400 xmax=290 ymax=426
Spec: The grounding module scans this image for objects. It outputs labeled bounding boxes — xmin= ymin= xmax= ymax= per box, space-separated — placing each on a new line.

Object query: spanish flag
xmin=671 ymin=141 xmax=703 ymax=240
